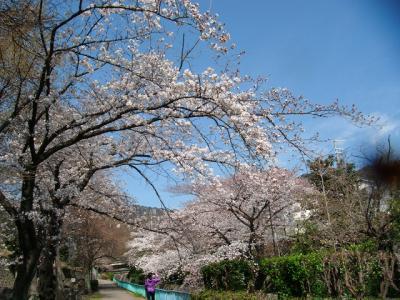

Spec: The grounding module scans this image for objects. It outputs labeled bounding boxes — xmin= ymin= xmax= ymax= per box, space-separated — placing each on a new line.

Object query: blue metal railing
xmin=113 ymin=278 xmax=191 ymax=300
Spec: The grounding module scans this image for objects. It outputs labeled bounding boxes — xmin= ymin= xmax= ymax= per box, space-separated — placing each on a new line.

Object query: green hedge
xmin=201 ymin=260 xmax=255 ymax=291
xmin=259 ymin=252 xmax=326 ymax=297
xmin=200 ymin=250 xmax=400 ymax=298
xmin=192 ymin=290 xmax=269 ymax=300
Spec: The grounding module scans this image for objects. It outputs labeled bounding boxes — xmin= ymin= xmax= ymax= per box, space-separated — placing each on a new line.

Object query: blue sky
xmin=126 ymin=0 xmax=400 ymax=208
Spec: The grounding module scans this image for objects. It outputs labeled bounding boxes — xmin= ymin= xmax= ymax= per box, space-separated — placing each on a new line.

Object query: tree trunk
xmin=13 ymin=215 xmax=41 ymax=299
xmin=12 ymin=247 xmax=41 ymax=300
xmin=268 ymin=204 xmax=280 ymax=256
xmin=37 ymin=210 xmax=63 ymax=300
xmin=13 ymin=167 xmax=41 ymax=300
xmin=319 ymin=171 xmax=331 ymax=225
xmin=248 ymin=221 xmax=264 ymax=259
xmin=37 ymin=246 xmax=57 ymax=300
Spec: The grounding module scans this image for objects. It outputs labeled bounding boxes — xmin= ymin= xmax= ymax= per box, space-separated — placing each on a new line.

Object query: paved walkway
xmin=98 ymin=279 xmax=143 ymax=300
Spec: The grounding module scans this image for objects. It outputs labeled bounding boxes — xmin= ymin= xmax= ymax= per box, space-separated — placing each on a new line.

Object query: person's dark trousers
xmin=146 ymin=291 xmax=155 ymax=300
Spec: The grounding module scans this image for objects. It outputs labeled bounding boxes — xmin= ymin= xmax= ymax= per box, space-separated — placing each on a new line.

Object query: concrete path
xmin=98 ymin=279 xmax=144 ymax=300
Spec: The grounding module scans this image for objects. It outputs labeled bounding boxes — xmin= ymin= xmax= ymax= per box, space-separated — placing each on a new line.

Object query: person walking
xmin=144 ymin=273 xmax=160 ymax=300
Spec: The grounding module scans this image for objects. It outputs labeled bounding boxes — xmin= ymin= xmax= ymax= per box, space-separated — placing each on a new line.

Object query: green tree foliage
xmin=303 ymin=155 xmax=366 ymax=247
xmin=388 ymin=198 xmax=400 ymax=244
xmin=307 ymin=155 xmax=359 ymax=196
xmin=290 ymin=221 xmax=324 ymax=253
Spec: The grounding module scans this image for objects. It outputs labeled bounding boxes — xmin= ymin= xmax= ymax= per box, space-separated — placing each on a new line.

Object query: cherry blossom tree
xmin=191 ymin=167 xmax=316 ymax=257
xmin=126 ymin=216 xmax=248 ymax=288
xmin=126 ymin=167 xmax=316 ymax=287
xmin=0 ymin=0 xmax=370 ymax=299
xmin=33 ymin=165 xmax=132 ymax=298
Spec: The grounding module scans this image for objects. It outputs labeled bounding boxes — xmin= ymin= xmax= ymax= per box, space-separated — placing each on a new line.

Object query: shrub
xmin=200 ymin=250 xmax=400 ymax=298
xmin=259 ymin=252 xmax=326 ymax=297
xmin=201 ymin=260 xmax=255 ymax=291
xmin=259 ymin=250 xmax=400 ymax=299
xmin=127 ymin=266 xmax=146 ymax=285
xmin=324 ymin=250 xmax=390 ymax=299
xmin=192 ymin=290 xmax=273 ymax=300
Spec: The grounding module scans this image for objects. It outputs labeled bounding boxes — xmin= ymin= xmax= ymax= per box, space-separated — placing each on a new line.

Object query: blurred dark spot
xmin=361 ymin=144 xmax=400 ymax=188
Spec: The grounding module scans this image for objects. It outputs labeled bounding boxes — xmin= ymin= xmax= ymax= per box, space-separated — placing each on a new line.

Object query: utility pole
xmin=333 ymin=139 xmax=345 ymax=167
